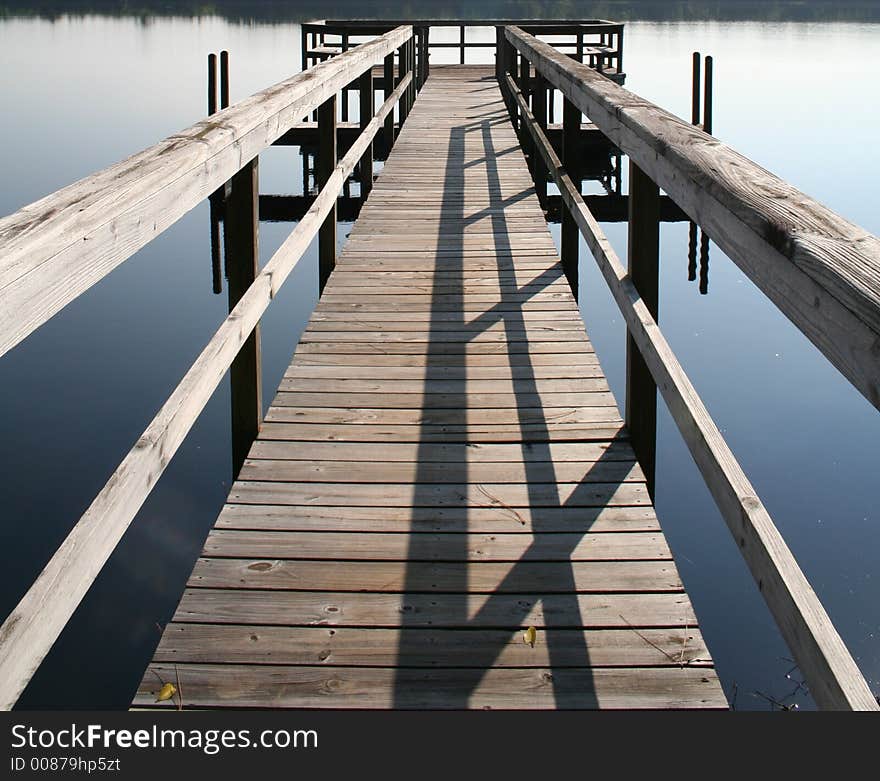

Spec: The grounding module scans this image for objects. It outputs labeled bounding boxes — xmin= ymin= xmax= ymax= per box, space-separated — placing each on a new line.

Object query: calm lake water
xmin=1 ymin=5 xmax=879 ymax=710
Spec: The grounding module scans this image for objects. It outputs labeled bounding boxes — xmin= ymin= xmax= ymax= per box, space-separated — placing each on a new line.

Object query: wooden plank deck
xmin=134 ymin=65 xmax=727 ymax=710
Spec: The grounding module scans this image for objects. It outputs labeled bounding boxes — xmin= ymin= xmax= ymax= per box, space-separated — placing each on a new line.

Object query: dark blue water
xmin=1 ymin=12 xmax=878 ymax=710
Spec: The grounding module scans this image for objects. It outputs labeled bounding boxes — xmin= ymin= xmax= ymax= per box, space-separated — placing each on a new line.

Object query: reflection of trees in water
xmin=3 ymin=1 xmax=880 ymax=23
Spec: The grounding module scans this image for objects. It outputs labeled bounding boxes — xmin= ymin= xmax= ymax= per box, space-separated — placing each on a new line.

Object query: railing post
xmin=417 ymin=26 xmax=429 ymax=89
xmin=495 ymin=26 xmax=502 ymax=81
xmin=359 ymin=68 xmax=374 ymax=199
xmin=383 ymin=51 xmax=395 ymax=153
xmin=224 ymin=157 xmax=262 ymax=478
xmin=518 ymin=53 xmax=532 ymax=165
xmin=625 ymin=162 xmax=660 ymax=498
xmin=533 ymin=72 xmax=548 ymax=208
xmin=459 ymin=25 xmax=465 ymax=64
xmin=340 ymin=33 xmax=350 ymax=122
xmin=318 ymin=93 xmax=337 ymax=294
xmin=408 ymin=36 xmax=416 ymax=109
xmin=207 ymin=53 xmax=222 ymax=295
xmin=560 ymin=97 xmax=580 ymax=298
xmin=398 ymin=39 xmax=410 ymax=129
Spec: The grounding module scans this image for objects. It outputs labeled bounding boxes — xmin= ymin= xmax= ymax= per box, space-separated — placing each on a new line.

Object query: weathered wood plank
xmin=202 ymin=530 xmax=670 ymax=561
xmin=189 ymin=558 xmax=684 ymax=593
xmin=171 ymin=589 xmax=688 ymax=627
xmin=154 ymin=625 xmax=711 ymax=667
xmin=135 ymin=663 xmax=727 ymax=710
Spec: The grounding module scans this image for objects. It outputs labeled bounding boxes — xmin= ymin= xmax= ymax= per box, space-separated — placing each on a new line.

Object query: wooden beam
xmin=0 ymin=25 xmax=413 ymax=361
xmin=224 ymin=159 xmax=262 ymax=478
xmin=358 ymin=69 xmax=374 ymax=199
xmin=561 ymin=96 xmax=580 ymax=298
xmin=626 ymin=162 xmax=660 ymax=498
xmin=318 ymin=94 xmax=337 ymax=294
xmin=506 ymin=70 xmax=878 ymax=710
xmin=506 ymin=25 xmax=880 ymax=413
xmin=0 ymin=69 xmax=413 ymax=713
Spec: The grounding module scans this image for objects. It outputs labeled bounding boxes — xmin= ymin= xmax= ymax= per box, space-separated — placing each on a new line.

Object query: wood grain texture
xmin=0 ymin=26 xmax=413 ymax=360
xmin=506 ymin=60 xmax=876 ymax=710
xmin=506 ymin=26 xmax=880 ymax=412
xmin=136 ymin=65 xmax=724 ymax=711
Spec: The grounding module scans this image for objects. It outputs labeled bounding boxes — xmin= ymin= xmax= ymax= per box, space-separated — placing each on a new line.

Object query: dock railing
xmin=500 ymin=24 xmax=879 ymax=710
xmin=0 ymin=24 xmax=418 ymax=710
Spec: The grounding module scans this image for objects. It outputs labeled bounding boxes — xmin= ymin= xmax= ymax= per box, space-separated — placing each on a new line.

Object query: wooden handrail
xmin=0 ymin=65 xmax=413 ymax=711
xmin=502 ymin=57 xmax=878 ymax=710
xmin=0 ymin=25 xmax=412 ymax=361
xmin=505 ymin=25 xmax=880 ymax=414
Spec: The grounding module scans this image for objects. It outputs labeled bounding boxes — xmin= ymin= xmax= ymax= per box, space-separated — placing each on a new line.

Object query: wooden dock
xmin=4 ymin=21 xmax=875 ymax=712
xmin=134 ymin=66 xmax=725 ymax=709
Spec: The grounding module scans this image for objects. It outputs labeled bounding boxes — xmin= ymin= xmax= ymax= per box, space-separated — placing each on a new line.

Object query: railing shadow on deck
xmin=393 ymin=81 xmax=639 ymax=707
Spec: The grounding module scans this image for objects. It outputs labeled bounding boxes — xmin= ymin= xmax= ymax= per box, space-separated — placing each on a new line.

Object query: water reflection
xmin=1 ymin=9 xmax=879 ymax=710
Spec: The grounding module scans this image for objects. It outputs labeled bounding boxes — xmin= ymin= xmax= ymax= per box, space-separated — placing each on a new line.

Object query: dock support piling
xmin=224 ymin=157 xmax=262 ymax=478
xmin=383 ymin=52 xmax=395 ymax=150
xmin=533 ymin=72 xmax=548 ymax=208
xmin=561 ymin=96 xmax=580 ymax=298
xmin=318 ymin=94 xmax=337 ymax=294
xmin=691 ymin=52 xmax=701 ymax=126
xmin=626 ymin=162 xmax=660 ymax=498
xmin=703 ymin=55 xmax=714 ymax=135
xmin=359 ymin=68 xmax=373 ymax=199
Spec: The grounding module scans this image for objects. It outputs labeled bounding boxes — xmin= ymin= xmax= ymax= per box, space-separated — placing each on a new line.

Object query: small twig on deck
xmin=619 ymin=614 xmax=688 ymax=666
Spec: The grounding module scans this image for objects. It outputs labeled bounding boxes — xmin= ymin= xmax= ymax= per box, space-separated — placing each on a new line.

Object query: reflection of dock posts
xmin=318 ymin=93 xmax=337 ymax=294
xmin=560 ymin=95 xmax=580 ymax=299
xmin=626 ymin=162 xmax=660 ymax=498
xmin=359 ymin=68 xmax=373 ymax=199
xmin=384 ymin=52 xmax=395 ymax=150
xmin=224 ymin=157 xmax=262 ymax=479
xmin=533 ymin=72 xmax=548 ymax=208
xmin=699 ymin=231 xmax=710 ymax=294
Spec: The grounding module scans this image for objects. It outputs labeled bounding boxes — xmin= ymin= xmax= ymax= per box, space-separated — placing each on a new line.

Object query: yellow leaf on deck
xmin=155 ymin=682 xmax=177 ymax=702
xmin=523 ymin=626 xmax=537 ymax=647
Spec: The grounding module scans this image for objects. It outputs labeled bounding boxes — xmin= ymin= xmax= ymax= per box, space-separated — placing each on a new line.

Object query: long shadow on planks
xmin=393 ymin=74 xmax=615 ymax=708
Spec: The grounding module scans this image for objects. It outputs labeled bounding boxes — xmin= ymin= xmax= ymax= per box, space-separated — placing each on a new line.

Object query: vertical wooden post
xmin=703 ymin=55 xmax=714 ymax=135
xmin=300 ymin=26 xmax=308 ymax=73
xmin=398 ymin=40 xmax=410 ymax=128
xmin=318 ymin=94 xmax=337 ymax=294
xmin=207 ymin=53 xmax=221 ymax=294
xmin=495 ymin=27 xmax=502 ymax=81
xmin=417 ymin=27 xmax=429 ymax=89
xmin=691 ymin=51 xmax=702 ymax=126
xmin=533 ymin=72 xmax=548 ymax=208
xmin=617 ymin=26 xmax=625 ymax=74
xmin=341 ymin=34 xmax=350 ymax=122
xmin=577 ymin=30 xmax=584 ymax=63
xmin=224 ymin=158 xmax=262 ymax=478
xmin=359 ymin=68 xmax=373 ymax=199
xmin=383 ymin=52 xmax=395 ymax=152
xmin=626 ymin=162 xmax=660 ymax=499
xmin=561 ymin=97 xmax=580 ymax=299
xmin=518 ymin=54 xmax=531 ymax=162
xmin=422 ymin=26 xmax=430 ymax=82
xmin=220 ymin=50 xmax=229 ymax=109
xmin=207 ymin=53 xmax=217 ymax=115
xmin=408 ymin=37 xmax=416 ymax=109
xmin=459 ymin=25 xmax=465 ymax=64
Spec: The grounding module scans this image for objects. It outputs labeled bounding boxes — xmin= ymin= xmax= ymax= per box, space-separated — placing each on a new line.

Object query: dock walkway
xmin=135 ymin=65 xmax=726 ymax=709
